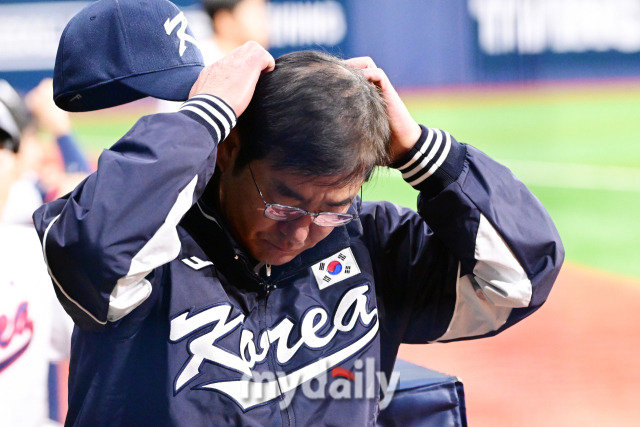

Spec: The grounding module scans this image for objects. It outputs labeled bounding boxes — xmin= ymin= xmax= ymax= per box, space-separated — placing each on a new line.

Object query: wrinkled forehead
xmin=258 ymin=148 xmax=374 ymax=187
xmin=256 ymin=160 xmax=363 ymax=203
xmin=263 ymin=160 xmax=364 ymax=189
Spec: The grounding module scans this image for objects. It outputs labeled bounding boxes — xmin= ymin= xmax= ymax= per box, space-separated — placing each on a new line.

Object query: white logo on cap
xmin=164 ymin=11 xmax=200 ymax=57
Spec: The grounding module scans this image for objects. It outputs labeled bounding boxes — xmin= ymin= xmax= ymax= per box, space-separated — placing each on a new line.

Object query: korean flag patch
xmin=311 ymin=248 xmax=361 ymax=290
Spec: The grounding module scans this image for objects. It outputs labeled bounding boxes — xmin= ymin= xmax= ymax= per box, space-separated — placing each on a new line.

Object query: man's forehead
xmin=263 ymin=165 xmax=362 ymax=206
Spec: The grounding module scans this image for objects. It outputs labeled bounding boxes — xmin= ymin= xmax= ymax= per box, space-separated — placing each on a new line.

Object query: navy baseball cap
xmin=54 ymin=0 xmax=205 ymax=112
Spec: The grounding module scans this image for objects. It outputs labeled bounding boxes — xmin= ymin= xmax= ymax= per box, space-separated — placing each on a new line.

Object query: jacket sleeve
xmin=32 ymin=95 xmax=235 ymax=330
xmin=366 ymin=125 xmax=564 ymax=343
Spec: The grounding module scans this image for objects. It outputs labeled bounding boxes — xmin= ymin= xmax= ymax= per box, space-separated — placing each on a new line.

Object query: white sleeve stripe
xmin=397 ymin=152 xmax=424 ymax=175
xmin=406 ymin=131 xmax=452 ymax=187
xmin=472 ymin=215 xmax=532 ymax=307
xmin=185 ymin=100 xmax=232 ymax=137
xmin=432 ymin=271 xmax=512 ymax=342
xmin=42 ymin=215 xmax=107 ymax=326
xmin=401 ymin=129 xmax=444 ymax=180
xmin=185 ymin=96 xmax=235 ymax=127
xmin=180 ymin=106 xmax=222 ymax=141
xmin=194 ymin=94 xmax=237 ymax=126
xmin=397 ymin=128 xmax=435 ymax=172
xmin=181 ymin=95 xmax=236 ymax=128
xmin=432 ymin=214 xmax=533 ymax=342
xmin=107 ymin=175 xmax=200 ymax=321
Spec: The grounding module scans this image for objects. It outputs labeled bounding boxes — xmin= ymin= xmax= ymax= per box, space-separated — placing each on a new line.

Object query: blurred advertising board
xmin=2 ymin=0 xmax=640 ymax=92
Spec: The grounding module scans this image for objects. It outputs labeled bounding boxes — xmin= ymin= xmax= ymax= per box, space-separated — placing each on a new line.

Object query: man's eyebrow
xmin=274 ymin=181 xmax=307 ymax=203
xmin=326 ymin=196 xmax=356 ymax=207
xmin=274 ymin=181 xmax=355 ymax=208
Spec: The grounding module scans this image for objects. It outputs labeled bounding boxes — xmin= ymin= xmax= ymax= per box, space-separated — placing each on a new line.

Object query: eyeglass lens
xmin=264 ymin=204 xmax=354 ymax=226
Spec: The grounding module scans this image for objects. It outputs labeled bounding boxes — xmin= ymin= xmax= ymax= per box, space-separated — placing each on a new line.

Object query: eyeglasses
xmin=248 ymin=164 xmax=360 ymax=227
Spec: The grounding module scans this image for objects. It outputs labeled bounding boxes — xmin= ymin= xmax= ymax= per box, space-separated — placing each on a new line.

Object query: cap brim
xmin=54 ymin=64 xmax=203 ymax=112
xmin=122 ymin=64 xmax=203 ymax=102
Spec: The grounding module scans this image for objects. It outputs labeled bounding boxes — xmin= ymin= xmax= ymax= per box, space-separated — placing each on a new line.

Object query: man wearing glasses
xmin=34 ymin=42 xmax=563 ymax=426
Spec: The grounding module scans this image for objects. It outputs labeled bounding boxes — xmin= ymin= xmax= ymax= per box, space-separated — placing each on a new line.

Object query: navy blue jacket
xmin=33 ymin=95 xmax=563 ymax=426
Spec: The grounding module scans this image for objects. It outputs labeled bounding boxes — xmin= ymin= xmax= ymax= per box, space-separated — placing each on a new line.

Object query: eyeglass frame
xmin=248 ymin=164 xmax=361 ymax=227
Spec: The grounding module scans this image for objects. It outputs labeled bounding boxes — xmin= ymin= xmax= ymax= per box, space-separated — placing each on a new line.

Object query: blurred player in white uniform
xmin=0 ymin=80 xmax=74 ymax=426
xmin=201 ymin=0 xmax=269 ymax=62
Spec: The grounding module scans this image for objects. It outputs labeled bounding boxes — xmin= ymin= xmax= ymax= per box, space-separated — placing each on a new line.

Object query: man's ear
xmin=216 ymin=127 xmax=241 ymax=173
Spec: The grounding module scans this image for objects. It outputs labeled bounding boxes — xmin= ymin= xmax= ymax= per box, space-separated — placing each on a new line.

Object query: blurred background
xmin=1 ymin=0 xmax=639 ymax=425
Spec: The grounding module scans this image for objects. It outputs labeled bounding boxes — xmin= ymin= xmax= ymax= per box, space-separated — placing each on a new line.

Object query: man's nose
xmin=278 ymin=215 xmax=314 ymax=247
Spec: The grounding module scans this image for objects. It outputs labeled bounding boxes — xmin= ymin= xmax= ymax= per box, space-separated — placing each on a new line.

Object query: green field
xmin=69 ymin=81 xmax=640 ymax=279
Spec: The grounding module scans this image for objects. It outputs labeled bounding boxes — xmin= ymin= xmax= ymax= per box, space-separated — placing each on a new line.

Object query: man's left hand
xmin=345 ymin=57 xmax=422 ymax=163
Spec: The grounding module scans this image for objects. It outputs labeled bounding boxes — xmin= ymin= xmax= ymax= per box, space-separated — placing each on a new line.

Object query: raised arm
xmin=349 ymin=57 xmax=564 ymax=343
xmin=33 ymin=42 xmax=274 ymax=330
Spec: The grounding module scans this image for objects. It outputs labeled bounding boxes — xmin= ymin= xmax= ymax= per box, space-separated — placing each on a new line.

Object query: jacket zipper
xmin=262 ymin=277 xmax=293 ymax=426
xmin=238 ymin=256 xmax=289 ymax=426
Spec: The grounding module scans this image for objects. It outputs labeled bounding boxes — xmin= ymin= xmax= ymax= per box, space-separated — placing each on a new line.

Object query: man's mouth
xmin=264 ymin=239 xmax=302 ymax=254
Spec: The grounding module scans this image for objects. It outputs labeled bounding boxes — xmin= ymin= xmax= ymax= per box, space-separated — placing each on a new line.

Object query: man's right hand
xmin=188 ymin=41 xmax=275 ymax=117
